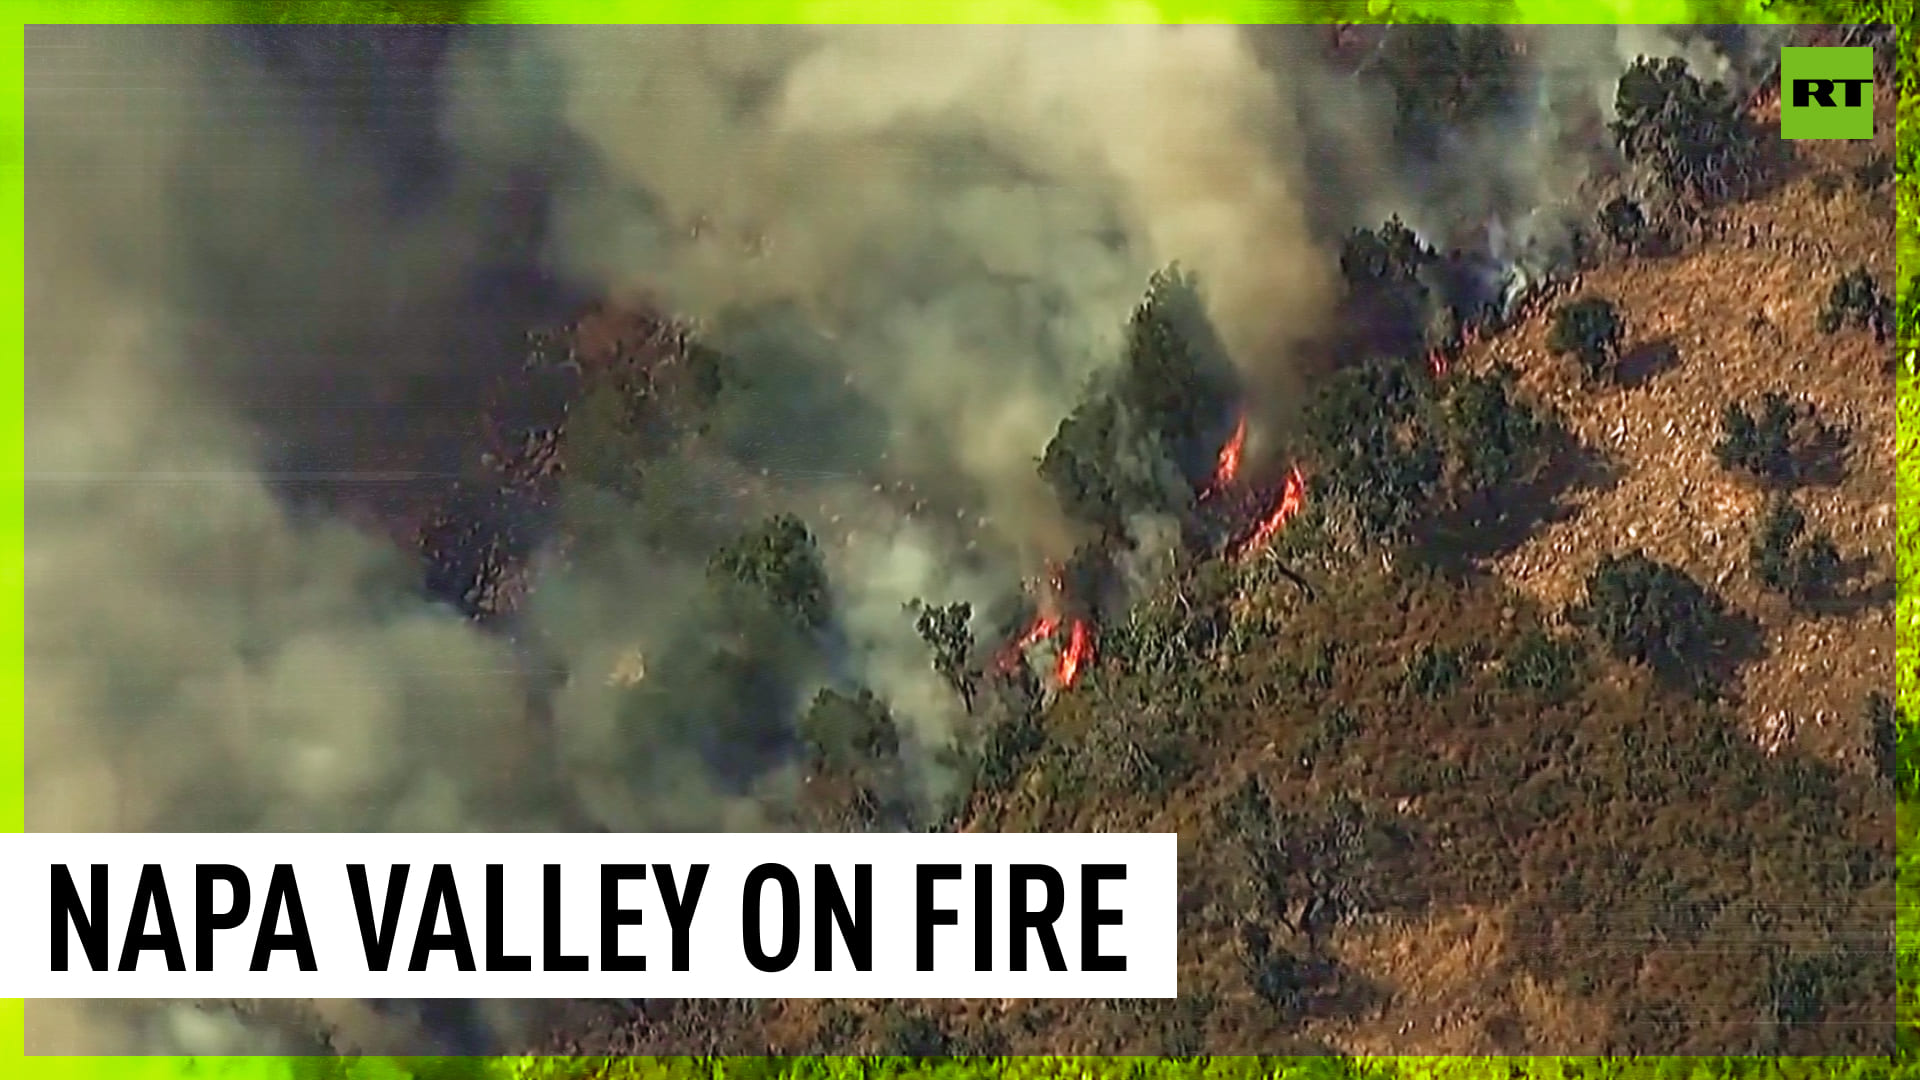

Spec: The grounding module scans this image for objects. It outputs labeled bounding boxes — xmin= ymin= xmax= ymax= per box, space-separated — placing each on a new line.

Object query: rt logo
xmin=1779 ymin=46 xmax=1874 ymax=139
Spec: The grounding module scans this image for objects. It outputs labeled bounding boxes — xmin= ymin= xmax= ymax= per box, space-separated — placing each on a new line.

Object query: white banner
xmin=0 ymin=832 xmax=1178 ymax=999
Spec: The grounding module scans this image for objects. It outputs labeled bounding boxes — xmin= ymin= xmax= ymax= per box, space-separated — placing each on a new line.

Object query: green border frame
xmin=5 ymin=0 xmax=1912 ymax=1076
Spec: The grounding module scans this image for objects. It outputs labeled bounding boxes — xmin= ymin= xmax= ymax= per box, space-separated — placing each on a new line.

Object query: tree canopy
xmin=1548 ymin=297 xmax=1625 ymax=381
xmin=1571 ymin=551 xmax=1737 ymax=692
xmin=1040 ymin=266 xmax=1239 ymax=534
xmin=1610 ymin=56 xmax=1764 ymax=210
xmin=709 ymin=513 xmax=833 ymax=631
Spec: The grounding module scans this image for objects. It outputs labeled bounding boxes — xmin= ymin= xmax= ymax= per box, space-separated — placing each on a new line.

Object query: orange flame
xmin=1210 ymin=414 xmax=1248 ymax=491
xmin=1237 ymin=465 xmax=1308 ymax=559
xmin=1056 ymin=618 xmax=1093 ymax=688
xmin=1427 ymin=348 xmax=1448 ymax=380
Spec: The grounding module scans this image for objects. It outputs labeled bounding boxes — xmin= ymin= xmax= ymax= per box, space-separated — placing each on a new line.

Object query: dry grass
xmin=1473 ymin=134 xmax=1896 ymax=771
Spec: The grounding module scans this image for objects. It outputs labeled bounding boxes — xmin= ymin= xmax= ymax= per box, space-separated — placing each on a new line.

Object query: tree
xmin=1571 ymin=552 xmax=1737 ymax=690
xmin=1040 ymin=265 xmax=1239 ymax=533
xmin=1115 ymin=265 xmax=1238 ymax=461
xmin=1818 ymin=267 xmax=1893 ymax=342
xmin=1378 ymin=24 xmax=1520 ymax=153
xmin=1597 ymin=196 xmax=1649 ymax=251
xmin=1750 ymin=495 xmax=1844 ymax=607
xmin=1610 ymin=56 xmax=1763 ymax=209
xmin=798 ymin=687 xmax=901 ymax=773
xmin=1441 ymin=362 xmax=1556 ymax=492
xmin=708 ymin=514 xmax=832 ymax=631
xmin=1548 ymin=297 xmax=1624 ymax=381
xmin=1339 ymin=217 xmax=1440 ymax=359
xmin=913 ymin=600 xmax=978 ymax=712
xmin=1714 ymin=392 xmax=1824 ymax=487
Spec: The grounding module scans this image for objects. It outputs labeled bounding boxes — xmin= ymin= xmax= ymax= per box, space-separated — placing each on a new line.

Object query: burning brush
xmin=990 ymin=413 xmax=1318 ymax=696
xmin=996 ymin=562 xmax=1096 ymax=691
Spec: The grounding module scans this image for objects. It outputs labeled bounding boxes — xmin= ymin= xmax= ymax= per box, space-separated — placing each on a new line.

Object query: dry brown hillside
xmin=1478 ymin=125 xmax=1897 ymax=771
xmin=543 ymin=70 xmax=1898 ymax=1061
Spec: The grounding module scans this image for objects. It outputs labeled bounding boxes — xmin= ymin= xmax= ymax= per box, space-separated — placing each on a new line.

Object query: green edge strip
xmin=5 ymin=0 xmax=1911 ymax=1076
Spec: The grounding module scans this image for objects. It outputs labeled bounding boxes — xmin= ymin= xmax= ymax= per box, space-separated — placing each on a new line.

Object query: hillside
xmin=524 ymin=43 xmax=1900 ymax=1059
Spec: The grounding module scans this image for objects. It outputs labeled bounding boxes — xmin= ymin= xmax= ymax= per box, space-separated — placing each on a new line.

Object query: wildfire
xmin=1011 ymin=613 xmax=1060 ymax=654
xmin=1056 ymin=618 xmax=1093 ymax=687
xmin=1427 ymin=347 xmax=1449 ymax=380
xmin=1236 ymin=464 xmax=1308 ymax=559
xmin=995 ymin=560 xmax=1095 ymax=689
xmin=1208 ymin=414 xmax=1248 ymax=493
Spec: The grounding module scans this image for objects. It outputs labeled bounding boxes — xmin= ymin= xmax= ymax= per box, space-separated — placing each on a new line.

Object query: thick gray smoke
xmin=25 ymin=22 xmax=1777 ymax=1056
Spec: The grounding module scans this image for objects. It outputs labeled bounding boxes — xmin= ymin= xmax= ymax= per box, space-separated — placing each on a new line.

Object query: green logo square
xmin=1779 ymin=46 xmax=1874 ymax=140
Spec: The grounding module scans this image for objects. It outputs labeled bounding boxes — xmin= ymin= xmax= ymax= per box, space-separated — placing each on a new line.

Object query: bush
xmin=1866 ymin=690 xmax=1912 ymax=797
xmin=1571 ymin=552 xmax=1737 ymax=690
xmin=1403 ymin=644 xmax=1466 ymax=699
xmin=1500 ymin=629 xmax=1583 ymax=699
xmin=1548 ymin=297 xmax=1624 ymax=380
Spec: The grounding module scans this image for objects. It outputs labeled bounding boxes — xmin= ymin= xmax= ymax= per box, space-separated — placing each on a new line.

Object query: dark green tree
xmin=1040 ymin=266 xmax=1238 ymax=532
xmin=1441 ymin=362 xmax=1556 ymax=492
xmin=799 ymin=687 xmax=901 ymax=773
xmin=1339 ymin=217 xmax=1440 ymax=359
xmin=1610 ymin=56 xmax=1763 ymax=208
xmin=1548 ymin=297 xmax=1625 ymax=381
xmin=1749 ymin=495 xmax=1844 ymax=607
xmin=913 ymin=600 xmax=978 ymax=712
xmin=1714 ymin=392 xmax=1820 ymax=487
xmin=708 ymin=514 xmax=832 ymax=631
xmin=1571 ymin=552 xmax=1737 ymax=690
xmin=1302 ymin=356 xmax=1444 ymax=548
xmin=1818 ymin=267 xmax=1894 ymax=341
xmin=1597 ymin=196 xmax=1649 ymax=250
xmin=1114 ymin=265 xmax=1238 ymax=459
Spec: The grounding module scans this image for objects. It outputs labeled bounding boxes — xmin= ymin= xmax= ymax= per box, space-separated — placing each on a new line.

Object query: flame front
xmin=1237 ymin=464 xmax=1308 ymax=559
xmin=1210 ymin=414 xmax=1248 ymax=491
xmin=1056 ymin=618 xmax=1093 ymax=688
